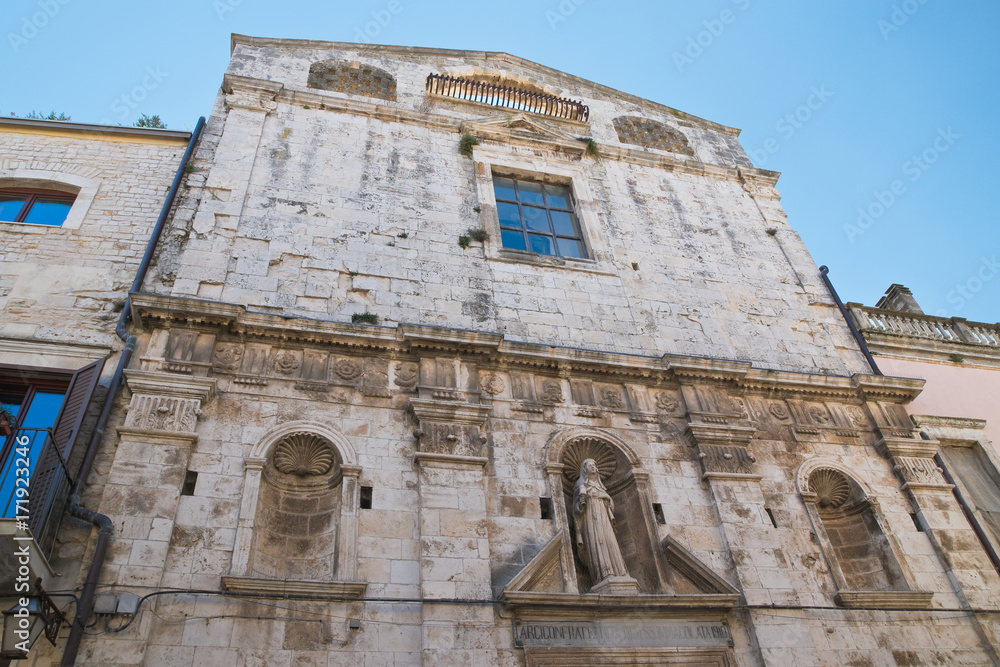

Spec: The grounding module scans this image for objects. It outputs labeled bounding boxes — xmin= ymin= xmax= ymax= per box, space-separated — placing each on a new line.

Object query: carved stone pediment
xmin=500 ymin=532 xmax=739 ymax=614
xmin=460 ymin=113 xmax=584 ymax=148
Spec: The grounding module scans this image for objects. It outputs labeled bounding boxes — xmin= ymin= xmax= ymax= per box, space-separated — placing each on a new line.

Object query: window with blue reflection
xmin=492 ymin=175 xmax=586 ymax=258
xmin=0 ymin=189 xmax=75 ymax=226
xmin=0 ymin=386 xmax=66 ymax=518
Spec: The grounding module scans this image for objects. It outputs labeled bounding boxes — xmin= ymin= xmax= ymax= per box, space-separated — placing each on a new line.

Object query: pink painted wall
xmin=877 ymin=357 xmax=1000 ymax=446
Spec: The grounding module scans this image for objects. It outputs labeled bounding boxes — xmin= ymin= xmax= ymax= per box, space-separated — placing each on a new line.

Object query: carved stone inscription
xmin=513 ymin=620 xmax=732 ymax=648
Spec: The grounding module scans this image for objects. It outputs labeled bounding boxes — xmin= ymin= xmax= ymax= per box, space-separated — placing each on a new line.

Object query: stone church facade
xmin=9 ymin=36 xmax=1000 ymax=666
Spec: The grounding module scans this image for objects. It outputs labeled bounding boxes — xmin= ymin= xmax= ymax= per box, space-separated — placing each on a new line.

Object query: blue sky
xmin=3 ymin=0 xmax=998 ymax=322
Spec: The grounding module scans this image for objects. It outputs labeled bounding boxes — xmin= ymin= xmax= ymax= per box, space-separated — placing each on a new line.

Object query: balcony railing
xmin=426 ymin=73 xmax=590 ymax=122
xmin=850 ymin=304 xmax=1000 ymax=349
xmin=0 ymin=427 xmax=73 ymax=557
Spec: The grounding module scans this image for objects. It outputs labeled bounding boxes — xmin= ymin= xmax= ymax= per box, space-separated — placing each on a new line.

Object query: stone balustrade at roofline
xmin=849 ymin=303 xmax=1000 ymax=366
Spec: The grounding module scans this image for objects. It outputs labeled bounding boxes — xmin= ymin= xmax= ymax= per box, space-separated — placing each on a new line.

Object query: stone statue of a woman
xmin=572 ymin=458 xmax=638 ymax=593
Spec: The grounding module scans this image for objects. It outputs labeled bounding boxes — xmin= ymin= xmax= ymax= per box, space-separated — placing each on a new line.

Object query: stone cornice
xmin=230 ymin=34 xmax=741 ymax=136
xmin=234 ymin=73 xmax=760 ymax=182
xmin=865 ymin=332 xmax=1000 ymax=369
xmin=124 ymin=369 xmax=217 ymax=402
xmin=127 ymin=294 xmax=924 ymax=404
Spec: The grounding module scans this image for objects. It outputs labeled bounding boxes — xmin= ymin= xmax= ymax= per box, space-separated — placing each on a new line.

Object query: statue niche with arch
xmin=222 ymin=421 xmax=366 ymax=596
xmin=502 ymin=427 xmax=740 ymax=605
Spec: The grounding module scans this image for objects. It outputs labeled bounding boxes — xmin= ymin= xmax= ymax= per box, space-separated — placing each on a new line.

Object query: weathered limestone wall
xmin=0 ymin=125 xmax=188 ymax=347
xmin=149 ymin=39 xmax=870 ymax=376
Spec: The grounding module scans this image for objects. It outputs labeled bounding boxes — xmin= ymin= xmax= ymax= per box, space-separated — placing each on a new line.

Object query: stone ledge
xmin=834 ymin=590 xmax=934 ymax=609
xmin=221 ymin=576 xmax=367 ymax=598
xmin=414 ymin=451 xmax=489 ymax=468
xmin=500 ymin=591 xmax=740 ymax=616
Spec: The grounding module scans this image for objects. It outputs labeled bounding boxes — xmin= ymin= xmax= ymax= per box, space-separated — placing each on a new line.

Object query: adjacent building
xmin=0 ymin=117 xmax=193 ymax=664
xmin=4 ymin=37 xmax=1000 ymax=666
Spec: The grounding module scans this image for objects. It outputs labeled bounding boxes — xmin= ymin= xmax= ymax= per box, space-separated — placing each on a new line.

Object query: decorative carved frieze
xmin=539 ymin=379 xmax=564 ymax=403
xmin=395 ymin=362 xmax=419 ymax=388
xmin=892 ymin=457 xmax=946 ymax=486
xmin=685 ymin=420 xmax=758 ymax=480
xmin=410 ymin=398 xmax=491 ymax=458
xmin=120 ymin=370 xmax=217 ymax=443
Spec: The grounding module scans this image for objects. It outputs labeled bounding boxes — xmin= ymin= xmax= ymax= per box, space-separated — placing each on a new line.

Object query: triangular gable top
xmin=500 ymin=531 xmax=740 ymax=613
xmin=229 ymin=34 xmax=740 ymax=137
xmin=461 ymin=113 xmax=585 ymax=148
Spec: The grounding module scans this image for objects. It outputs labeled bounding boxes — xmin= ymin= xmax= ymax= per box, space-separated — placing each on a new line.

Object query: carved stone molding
xmin=121 ymin=370 xmax=217 ymax=442
xmin=685 ymin=422 xmax=758 ymax=480
xmin=223 ymin=75 xmax=282 ymax=112
xmin=410 ymin=398 xmax=491 ymax=458
xmin=892 ymin=457 xmax=947 ymax=487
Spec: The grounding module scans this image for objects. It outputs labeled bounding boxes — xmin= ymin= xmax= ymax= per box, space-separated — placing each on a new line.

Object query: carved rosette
xmin=395 ymin=363 xmax=419 ymax=388
xmin=540 ymin=379 xmax=564 ymax=403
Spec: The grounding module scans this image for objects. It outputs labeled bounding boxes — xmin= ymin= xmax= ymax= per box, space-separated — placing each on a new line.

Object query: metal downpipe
xmin=819 ymin=265 xmax=881 ymax=375
xmin=59 ymin=117 xmax=205 ymax=666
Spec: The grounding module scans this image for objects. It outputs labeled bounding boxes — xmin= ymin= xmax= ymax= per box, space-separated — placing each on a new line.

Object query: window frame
xmin=471 ymin=151 xmax=613 ymax=275
xmin=0 ymin=169 xmax=99 ymax=231
xmin=493 ymin=175 xmax=587 ymax=259
xmin=0 ymin=187 xmax=77 ymax=226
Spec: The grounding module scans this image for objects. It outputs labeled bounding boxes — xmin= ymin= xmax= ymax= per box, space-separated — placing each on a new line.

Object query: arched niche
xmin=230 ymin=421 xmax=362 ymax=585
xmin=797 ymin=459 xmax=914 ymax=599
xmin=612 ymin=116 xmax=694 ymax=156
xmin=307 ymin=60 xmax=397 ymax=101
xmin=544 ymin=428 xmax=668 ymax=594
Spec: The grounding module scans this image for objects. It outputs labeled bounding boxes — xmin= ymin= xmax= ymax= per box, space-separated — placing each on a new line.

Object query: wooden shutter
xmin=29 ymin=358 xmax=105 ymax=555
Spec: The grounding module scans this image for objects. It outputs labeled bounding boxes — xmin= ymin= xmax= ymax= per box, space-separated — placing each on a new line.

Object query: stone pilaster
xmin=877 ymin=436 xmax=1000 ymax=610
xmin=410 ymin=385 xmax=494 ymax=666
xmin=99 ymin=370 xmax=215 ymax=588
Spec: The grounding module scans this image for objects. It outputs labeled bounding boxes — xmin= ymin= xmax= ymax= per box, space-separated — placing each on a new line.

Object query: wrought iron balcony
xmin=426 ymin=73 xmax=590 ymax=122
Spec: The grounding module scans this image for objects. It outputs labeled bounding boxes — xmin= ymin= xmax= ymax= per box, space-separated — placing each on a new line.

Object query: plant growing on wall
xmin=459 ymin=133 xmax=479 ymax=157
xmin=352 ymin=312 xmax=379 ymax=325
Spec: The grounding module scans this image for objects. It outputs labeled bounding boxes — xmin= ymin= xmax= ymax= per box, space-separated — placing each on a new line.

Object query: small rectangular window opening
xmin=360 ymin=486 xmax=373 ymax=510
xmin=180 ymin=471 xmax=198 ymax=496
xmin=765 ymin=507 xmax=778 ymax=528
xmin=910 ymin=513 xmax=924 ymax=532
xmin=652 ymin=503 xmax=666 ymax=525
xmin=539 ymin=497 xmax=554 ymax=520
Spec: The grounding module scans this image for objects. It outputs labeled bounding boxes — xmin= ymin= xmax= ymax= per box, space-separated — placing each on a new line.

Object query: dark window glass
xmin=529 ymin=234 xmax=552 ymax=255
xmin=556 ymin=237 xmax=585 ymax=258
xmin=492 ymin=176 xmax=586 ymax=258
xmin=0 ymin=189 xmax=75 ymax=226
xmin=546 ymin=186 xmax=571 ymax=209
xmin=522 ymin=206 xmax=548 ymax=232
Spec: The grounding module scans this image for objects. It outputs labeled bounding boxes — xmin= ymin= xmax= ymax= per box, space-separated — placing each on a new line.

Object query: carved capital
xmin=409 ymin=398 xmax=491 ymax=458
xmin=121 ymin=370 xmax=216 ymax=440
xmin=223 ymin=75 xmax=282 ymax=113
